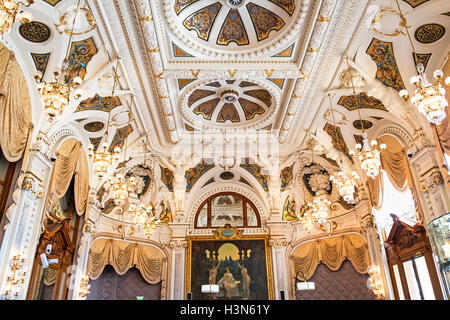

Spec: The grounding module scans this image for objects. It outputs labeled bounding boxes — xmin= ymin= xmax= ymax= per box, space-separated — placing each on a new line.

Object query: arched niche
xmin=194 ymin=192 xmax=262 ymax=229
xmin=187 ymin=183 xmax=268 ymax=228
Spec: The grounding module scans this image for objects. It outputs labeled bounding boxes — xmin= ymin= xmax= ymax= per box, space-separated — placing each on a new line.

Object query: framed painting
xmin=185 ymin=225 xmax=274 ymax=300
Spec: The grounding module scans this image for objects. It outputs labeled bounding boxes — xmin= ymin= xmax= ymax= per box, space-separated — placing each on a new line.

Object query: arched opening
xmin=26 ymin=138 xmax=89 ymax=300
xmin=368 ymin=135 xmax=444 ymax=300
xmin=194 ymin=192 xmax=261 ymax=229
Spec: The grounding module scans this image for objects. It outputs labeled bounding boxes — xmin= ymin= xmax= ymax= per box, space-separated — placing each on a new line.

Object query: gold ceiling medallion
xmin=19 ymin=21 xmax=51 ymax=43
xmin=215 ymin=223 xmax=243 ymax=240
xmin=55 ymin=7 xmax=96 ymax=35
xmin=370 ymin=8 xmax=408 ymax=37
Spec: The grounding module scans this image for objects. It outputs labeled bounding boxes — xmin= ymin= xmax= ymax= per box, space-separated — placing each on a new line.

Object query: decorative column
xmin=409 ymin=145 xmax=450 ymax=224
xmin=168 ymin=239 xmax=187 ymax=300
xmin=268 ymin=237 xmax=290 ymax=300
xmin=69 ymin=218 xmax=97 ymax=300
xmin=358 ymin=199 xmax=393 ymax=300
xmin=0 ymin=151 xmax=51 ymax=300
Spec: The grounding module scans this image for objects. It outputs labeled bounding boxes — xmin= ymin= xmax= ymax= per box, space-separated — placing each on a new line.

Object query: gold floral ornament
xmin=55 ymin=6 xmax=97 ymax=35
xmin=370 ymin=8 xmax=408 ymax=37
xmin=0 ymin=0 xmax=34 ymax=36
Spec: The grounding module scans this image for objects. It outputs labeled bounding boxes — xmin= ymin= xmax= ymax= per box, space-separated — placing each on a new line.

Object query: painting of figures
xmin=187 ymin=238 xmax=272 ymax=300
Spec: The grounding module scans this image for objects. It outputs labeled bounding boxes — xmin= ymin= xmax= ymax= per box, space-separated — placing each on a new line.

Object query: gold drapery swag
xmin=50 ymin=138 xmax=89 ymax=215
xmin=291 ymin=234 xmax=369 ymax=280
xmin=0 ymin=43 xmax=32 ymax=162
xmin=368 ymin=143 xmax=424 ymax=220
xmin=87 ymin=238 xmax=165 ymax=285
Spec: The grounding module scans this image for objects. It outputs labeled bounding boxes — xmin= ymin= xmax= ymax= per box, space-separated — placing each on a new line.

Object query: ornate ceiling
xmin=181 ymin=79 xmax=277 ymax=129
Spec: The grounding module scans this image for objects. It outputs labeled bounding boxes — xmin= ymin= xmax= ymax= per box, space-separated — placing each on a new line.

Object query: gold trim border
xmin=184 ymin=234 xmax=274 ymax=300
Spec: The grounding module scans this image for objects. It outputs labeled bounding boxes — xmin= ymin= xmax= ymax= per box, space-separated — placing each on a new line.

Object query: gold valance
xmin=49 ymin=138 xmax=89 ymax=215
xmin=0 ymin=43 xmax=32 ymax=162
xmin=291 ymin=234 xmax=369 ymax=280
xmin=87 ymin=238 xmax=165 ymax=285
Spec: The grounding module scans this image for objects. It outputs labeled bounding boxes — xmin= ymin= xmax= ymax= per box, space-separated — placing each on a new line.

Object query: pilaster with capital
xmin=359 ymin=200 xmax=392 ymax=300
xmin=0 ymin=151 xmax=52 ymax=300
xmin=268 ymin=237 xmax=290 ymax=300
xmin=409 ymin=145 xmax=450 ymax=224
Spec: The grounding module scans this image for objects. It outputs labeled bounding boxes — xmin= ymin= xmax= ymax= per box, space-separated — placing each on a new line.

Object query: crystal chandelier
xmin=350 ymin=132 xmax=386 ymax=179
xmin=330 ymin=162 xmax=359 ymax=204
xmin=327 ymin=93 xmax=359 ymax=204
xmin=33 ymin=0 xmax=83 ymax=120
xmin=88 ymin=60 xmax=121 ymax=179
xmin=129 ymin=201 xmax=161 ymax=237
xmin=88 ymin=142 xmax=120 ymax=179
xmin=394 ymin=0 xmax=449 ymax=125
xmin=345 ymin=57 xmax=386 ymax=179
xmin=0 ymin=0 xmax=34 ymax=36
xmin=400 ymin=63 xmax=449 ymax=125
xmin=307 ymin=192 xmax=332 ymax=224
xmin=109 ymin=173 xmax=131 ymax=207
xmin=34 ymin=70 xmax=83 ymax=119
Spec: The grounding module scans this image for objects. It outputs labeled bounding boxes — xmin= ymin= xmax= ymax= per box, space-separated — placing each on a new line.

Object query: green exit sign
xmin=136 ymin=296 xmax=144 ymax=300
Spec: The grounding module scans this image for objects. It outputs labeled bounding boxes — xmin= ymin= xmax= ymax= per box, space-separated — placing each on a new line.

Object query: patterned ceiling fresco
xmin=185 ymin=160 xmax=215 ymax=192
xmin=75 ymin=94 xmax=121 ymax=113
xmin=175 ymin=0 xmax=295 ymax=48
xmin=282 ymin=197 xmax=298 ymax=221
xmin=280 ymin=164 xmax=294 ymax=191
xmin=186 ymin=80 xmax=273 ymax=125
xmin=366 ymin=38 xmax=405 ymax=91
xmin=160 ymin=165 xmax=174 ymax=192
xmin=402 ymin=0 xmax=430 ymax=7
xmin=413 ymin=53 xmax=432 ymax=70
xmin=323 ymin=123 xmax=351 ymax=160
xmin=30 ymin=52 xmax=50 ymax=79
xmin=240 ymin=158 xmax=268 ymax=191
xmin=89 ymin=137 xmax=102 ymax=152
xmin=43 ymin=0 xmax=62 ymax=5
xmin=65 ymin=37 xmax=98 ymax=83
xmin=337 ymin=92 xmax=387 ymax=112
xmin=108 ymin=124 xmax=133 ymax=153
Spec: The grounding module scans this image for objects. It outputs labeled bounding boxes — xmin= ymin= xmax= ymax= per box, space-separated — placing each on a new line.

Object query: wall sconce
xmin=4 ymin=254 xmax=27 ymax=300
xmin=78 ymin=275 xmax=91 ymax=299
xmin=367 ymin=265 xmax=384 ymax=299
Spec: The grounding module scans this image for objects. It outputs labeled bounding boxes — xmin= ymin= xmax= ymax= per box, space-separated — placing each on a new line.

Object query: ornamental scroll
xmin=87 ymin=238 xmax=165 ymax=285
xmin=291 ymin=234 xmax=369 ymax=280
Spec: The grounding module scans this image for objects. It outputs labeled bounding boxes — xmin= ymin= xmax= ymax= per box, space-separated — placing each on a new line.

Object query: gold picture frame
xmin=185 ymin=231 xmax=274 ymax=300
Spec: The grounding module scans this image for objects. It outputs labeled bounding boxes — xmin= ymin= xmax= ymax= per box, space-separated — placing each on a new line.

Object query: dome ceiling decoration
xmin=30 ymin=53 xmax=50 ymax=79
xmin=181 ymin=79 xmax=278 ymax=129
xmin=166 ymin=0 xmax=303 ymax=58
